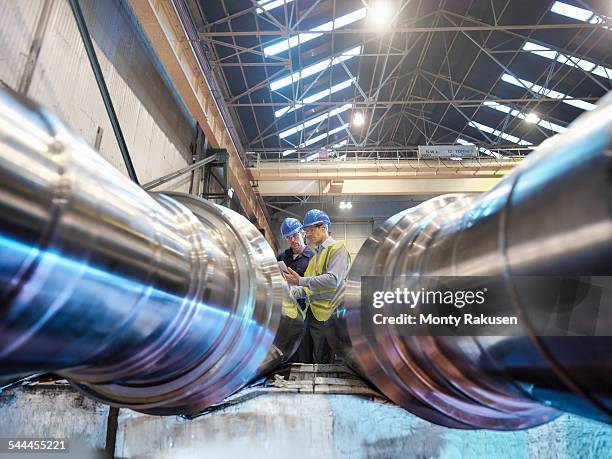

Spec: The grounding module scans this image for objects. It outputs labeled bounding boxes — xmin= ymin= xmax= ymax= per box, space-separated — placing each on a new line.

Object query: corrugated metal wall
xmin=0 ymin=0 xmax=195 ymax=190
xmin=0 ymin=1 xmax=44 ymax=88
xmin=330 ymin=221 xmax=374 ymax=259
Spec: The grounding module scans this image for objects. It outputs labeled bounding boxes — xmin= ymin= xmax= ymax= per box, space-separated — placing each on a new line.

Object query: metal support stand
xmin=201 ymin=149 xmax=230 ymax=207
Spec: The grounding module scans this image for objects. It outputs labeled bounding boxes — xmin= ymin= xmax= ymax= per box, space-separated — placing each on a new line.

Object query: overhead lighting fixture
xmin=352 ymin=112 xmax=365 ymax=126
xmin=524 ymin=112 xmax=540 ymax=124
xmin=256 ymin=0 xmax=295 ymax=14
xmin=501 ymin=73 xmax=597 ymax=112
xmin=522 ymin=41 xmax=612 ymax=80
xmin=264 ymin=8 xmax=367 ymax=56
xmin=468 ymin=121 xmax=533 ymax=146
xmin=279 ymin=104 xmax=352 ymax=139
xmin=550 ymin=1 xmax=609 ymax=29
xmin=270 ymin=46 xmax=362 ymax=91
xmin=456 ymin=137 xmax=502 ymax=158
xmin=483 ymin=101 xmax=566 ymax=134
xmin=339 ymin=201 xmax=353 ymax=209
xmin=275 ymin=78 xmax=355 ymax=118
xmin=367 ymin=1 xmax=393 ymax=29
xmin=282 ymin=149 xmax=297 ymax=157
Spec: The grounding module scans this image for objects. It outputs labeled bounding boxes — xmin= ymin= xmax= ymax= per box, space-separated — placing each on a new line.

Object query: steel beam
xmin=256 ymin=178 xmax=502 ymax=196
xmin=197 ymin=23 xmax=607 ymax=37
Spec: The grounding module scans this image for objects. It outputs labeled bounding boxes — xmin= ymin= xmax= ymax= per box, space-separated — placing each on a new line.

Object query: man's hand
xmin=283 ymin=267 xmax=301 ymax=285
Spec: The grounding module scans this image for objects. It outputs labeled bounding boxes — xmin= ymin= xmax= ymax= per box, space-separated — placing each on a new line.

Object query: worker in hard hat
xmin=283 ymin=209 xmax=351 ymax=364
xmin=276 ymin=217 xmax=314 ymax=362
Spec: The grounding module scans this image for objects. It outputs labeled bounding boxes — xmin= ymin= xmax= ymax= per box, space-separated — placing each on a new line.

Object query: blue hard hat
xmin=303 ymin=209 xmax=331 ymax=230
xmin=281 ymin=217 xmax=303 ymax=238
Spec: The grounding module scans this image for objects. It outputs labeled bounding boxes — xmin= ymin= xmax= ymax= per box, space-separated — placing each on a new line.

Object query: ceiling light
xmin=525 ymin=112 xmax=540 ymax=124
xmin=368 ymin=1 xmax=393 ymax=29
xmin=352 ymin=112 xmax=365 ymax=126
xmin=270 ymin=46 xmax=362 ymax=91
xmin=339 ymin=201 xmax=352 ymax=209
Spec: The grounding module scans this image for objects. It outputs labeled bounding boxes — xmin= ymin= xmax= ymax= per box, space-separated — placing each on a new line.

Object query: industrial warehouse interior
xmin=0 ymin=0 xmax=611 ymax=458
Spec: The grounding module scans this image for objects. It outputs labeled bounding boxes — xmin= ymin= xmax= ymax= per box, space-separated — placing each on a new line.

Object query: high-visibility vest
xmin=282 ymin=297 xmax=301 ymax=319
xmin=303 ymin=241 xmax=351 ymax=321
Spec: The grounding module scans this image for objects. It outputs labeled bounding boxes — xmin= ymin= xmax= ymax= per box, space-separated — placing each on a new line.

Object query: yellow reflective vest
xmin=303 ymin=241 xmax=350 ymax=321
xmin=282 ymin=295 xmax=300 ymax=319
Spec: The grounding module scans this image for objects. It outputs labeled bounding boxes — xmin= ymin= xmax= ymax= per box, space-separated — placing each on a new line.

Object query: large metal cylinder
xmin=0 ymin=88 xmax=300 ymax=415
xmin=341 ymin=92 xmax=612 ymax=429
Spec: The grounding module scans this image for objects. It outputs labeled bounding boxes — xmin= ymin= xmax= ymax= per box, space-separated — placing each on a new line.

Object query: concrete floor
xmin=1 ymin=368 xmax=610 ymax=459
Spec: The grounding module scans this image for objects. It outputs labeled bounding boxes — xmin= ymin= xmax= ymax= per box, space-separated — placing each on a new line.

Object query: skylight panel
xmin=551 ymin=1 xmax=596 ymax=22
xmin=501 ymin=73 xmax=597 ymax=111
xmin=483 ymin=101 xmax=567 ymax=134
xmin=300 ymin=123 xmax=349 ymax=148
xmin=468 ymin=121 xmax=533 ymax=146
xmin=256 ymin=0 xmax=295 ymax=14
xmin=550 ymin=1 xmax=609 ymax=28
xmin=331 ymin=139 xmax=348 ymax=148
xmin=270 ymin=46 xmax=362 ymax=91
xmin=300 ymin=123 xmax=350 ymax=148
xmin=274 ymin=79 xmax=354 ymax=118
xmin=264 ymin=8 xmax=366 ymax=56
xmin=278 ymin=104 xmax=352 ymax=139
xmin=284 ymin=124 xmax=350 ymax=159
xmin=522 ymin=41 xmax=612 ymax=81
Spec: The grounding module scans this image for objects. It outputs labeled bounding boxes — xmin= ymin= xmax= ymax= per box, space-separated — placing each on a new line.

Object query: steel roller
xmin=339 ymin=91 xmax=612 ymax=429
xmin=0 ymin=88 xmax=302 ymax=415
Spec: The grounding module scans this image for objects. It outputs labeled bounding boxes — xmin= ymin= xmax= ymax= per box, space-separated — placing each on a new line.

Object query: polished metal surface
xmin=0 ymin=88 xmax=298 ymax=415
xmin=342 ymin=92 xmax=612 ymax=429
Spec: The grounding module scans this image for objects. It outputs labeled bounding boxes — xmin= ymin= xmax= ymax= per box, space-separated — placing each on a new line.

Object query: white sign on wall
xmin=418 ymin=144 xmax=478 ymax=158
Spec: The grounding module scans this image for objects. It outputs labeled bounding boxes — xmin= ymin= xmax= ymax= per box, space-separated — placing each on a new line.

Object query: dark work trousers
xmin=303 ymin=307 xmax=333 ymax=364
xmin=286 ymin=302 xmax=311 ymax=364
